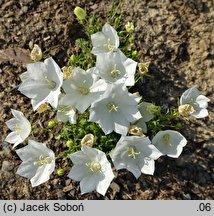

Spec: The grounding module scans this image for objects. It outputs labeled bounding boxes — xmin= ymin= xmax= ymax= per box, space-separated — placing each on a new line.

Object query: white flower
xmin=180 ymin=87 xmax=210 ymax=118
xmin=16 ymin=140 xmax=55 ymax=187
xmin=152 ymin=130 xmax=187 ymax=158
xmin=56 ymin=94 xmax=76 ymax=124
xmin=91 ymin=23 xmax=119 ymax=55
xmin=18 ymin=57 xmax=63 ymax=110
xmin=5 ymin=109 xmax=31 ymax=148
xmin=95 ymin=50 xmax=137 ymax=86
xmin=134 ymin=102 xmax=156 ymax=133
xmin=110 ymin=136 xmax=162 ymax=179
xmin=67 ymin=145 xmax=114 ymax=196
xmin=62 ymin=67 xmax=107 ymax=113
xmin=89 ymin=83 xmax=142 ymax=135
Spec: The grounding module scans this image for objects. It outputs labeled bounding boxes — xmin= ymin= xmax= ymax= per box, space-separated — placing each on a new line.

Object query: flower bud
xmin=125 ymin=22 xmax=135 ymax=33
xmin=66 ymin=140 xmax=73 ymax=148
xmin=178 ymin=104 xmax=195 ymax=116
xmin=81 ymin=134 xmax=94 ymax=147
xmin=132 ymin=50 xmax=138 ymax=58
xmin=74 ymin=6 xmax=86 ymax=21
xmin=48 ymin=120 xmax=57 ymax=128
xmin=57 ymin=168 xmax=65 ymax=176
xmin=30 ymin=44 xmax=42 ymax=62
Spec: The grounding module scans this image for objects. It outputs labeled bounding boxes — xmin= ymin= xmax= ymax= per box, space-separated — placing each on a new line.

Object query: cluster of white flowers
xmin=4 ymin=23 xmax=210 ymax=196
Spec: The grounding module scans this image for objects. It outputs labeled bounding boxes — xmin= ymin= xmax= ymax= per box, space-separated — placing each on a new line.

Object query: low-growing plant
xmin=4 ymin=3 xmax=210 ymax=196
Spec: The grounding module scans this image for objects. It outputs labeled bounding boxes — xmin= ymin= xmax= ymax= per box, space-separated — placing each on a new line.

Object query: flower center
xmin=104 ymin=38 xmax=115 ymax=52
xmin=110 ymin=64 xmax=120 ymax=79
xmin=162 ymin=134 xmax=170 ymax=145
xmin=15 ymin=124 xmax=22 ymax=133
xmin=127 ymin=146 xmax=140 ymax=159
xmin=33 ymin=155 xmax=52 ymax=166
xmin=79 ymin=86 xmax=89 ymax=95
xmin=106 ymin=102 xmax=118 ymax=113
xmin=86 ymin=162 xmax=102 ymax=173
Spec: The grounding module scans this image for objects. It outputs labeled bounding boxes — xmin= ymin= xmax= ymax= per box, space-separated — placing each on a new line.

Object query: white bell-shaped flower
xmin=16 ymin=140 xmax=55 ymax=187
xmin=18 ymin=57 xmax=63 ymax=110
xmin=5 ymin=109 xmax=31 ymax=148
xmin=180 ymin=87 xmax=210 ymax=118
xmin=62 ymin=67 xmax=107 ymax=113
xmin=56 ymin=94 xmax=76 ymax=124
xmin=89 ymin=83 xmax=142 ymax=135
xmin=110 ymin=136 xmax=162 ymax=179
xmin=95 ymin=50 xmax=137 ymax=86
xmin=67 ymin=145 xmax=114 ymax=196
xmin=91 ymin=23 xmax=119 ymax=55
xmin=152 ymin=130 xmax=187 ymax=158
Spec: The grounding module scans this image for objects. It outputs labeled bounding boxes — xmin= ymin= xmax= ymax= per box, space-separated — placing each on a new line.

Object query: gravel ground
xmin=0 ymin=0 xmax=213 ymax=199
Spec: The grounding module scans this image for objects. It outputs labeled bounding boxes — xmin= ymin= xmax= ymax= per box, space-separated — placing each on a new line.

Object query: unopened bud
xmin=30 ymin=44 xmax=42 ymax=62
xmin=74 ymin=6 xmax=86 ymax=21
xmin=57 ymin=168 xmax=65 ymax=176
xmin=48 ymin=120 xmax=57 ymax=128
xmin=66 ymin=140 xmax=73 ymax=148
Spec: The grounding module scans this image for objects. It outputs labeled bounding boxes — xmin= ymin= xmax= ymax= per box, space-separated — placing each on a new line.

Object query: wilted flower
xmin=91 ymin=23 xmax=119 ymax=55
xmin=62 ymin=66 xmax=73 ymax=80
xmin=129 ymin=125 xmax=145 ymax=137
xmin=16 ymin=140 xmax=55 ymax=187
xmin=62 ymin=67 xmax=107 ymax=113
xmin=30 ymin=44 xmax=42 ymax=62
xmin=125 ymin=22 xmax=134 ymax=33
xmin=56 ymin=94 xmax=76 ymax=124
xmin=96 ymin=50 xmax=137 ymax=86
xmin=138 ymin=62 xmax=150 ymax=76
xmin=110 ymin=136 xmax=162 ymax=179
xmin=67 ymin=145 xmax=114 ymax=196
xmin=178 ymin=104 xmax=195 ymax=116
xmin=90 ymin=83 xmax=142 ymax=135
xmin=18 ymin=57 xmax=63 ymax=110
xmin=5 ymin=109 xmax=31 ymax=148
xmin=81 ymin=134 xmax=95 ymax=147
xmin=152 ymin=130 xmax=187 ymax=158
xmin=74 ymin=6 xmax=86 ymax=21
xmin=36 ymin=103 xmax=50 ymax=113
xmin=180 ymin=87 xmax=210 ymax=118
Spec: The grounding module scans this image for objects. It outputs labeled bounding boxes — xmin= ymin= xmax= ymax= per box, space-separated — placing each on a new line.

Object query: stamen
xmin=110 ymin=64 xmax=120 ymax=79
xmin=33 ymin=155 xmax=52 ymax=166
xmin=79 ymin=87 xmax=89 ymax=95
xmin=106 ymin=102 xmax=118 ymax=113
xmin=103 ymin=38 xmax=115 ymax=51
xmin=127 ymin=147 xmax=140 ymax=159
xmin=86 ymin=162 xmax=102 ymax=173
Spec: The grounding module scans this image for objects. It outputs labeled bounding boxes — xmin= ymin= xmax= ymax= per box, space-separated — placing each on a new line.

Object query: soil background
xmin=0 ymin=0 xmax=213 ymax=200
